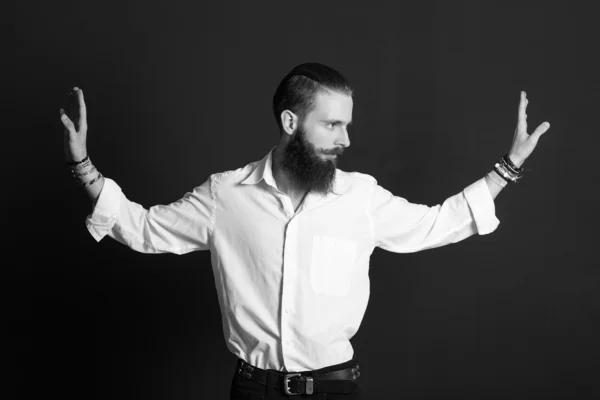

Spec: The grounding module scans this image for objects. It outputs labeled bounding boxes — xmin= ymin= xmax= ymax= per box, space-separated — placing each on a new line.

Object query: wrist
xmin=67 ymin=155 xmax=101 ymax=187
xmin=67 ymin=149 xmax=88 ymax=163
xmin=487 ymin=169 xmax=507 ymax=188
xmin=507 ymin=153 xmax=525 ymax=168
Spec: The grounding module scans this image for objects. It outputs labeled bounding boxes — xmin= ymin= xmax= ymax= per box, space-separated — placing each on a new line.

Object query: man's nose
xmin=336 ymin=128 xmax=351 ymax=148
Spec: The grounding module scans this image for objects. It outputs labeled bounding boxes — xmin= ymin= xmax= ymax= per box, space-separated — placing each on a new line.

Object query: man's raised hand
xmin=60 ymin=87 xmax=88 ymax=163
xmin=508 ymin=91 xmax=551 ymax=167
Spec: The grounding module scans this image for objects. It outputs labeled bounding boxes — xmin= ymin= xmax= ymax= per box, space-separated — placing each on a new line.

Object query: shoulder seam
xmin=208 ymin=169 xmax=242 ymax=246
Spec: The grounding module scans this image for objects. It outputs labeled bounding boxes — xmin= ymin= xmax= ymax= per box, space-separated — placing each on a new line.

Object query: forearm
xmin=85 ymin=174 xmax=105 ymax=204
xmin=484 ymin=155 xmax=525 ymax=200
xmin=485 ymin=170 xmax=504 ymax=200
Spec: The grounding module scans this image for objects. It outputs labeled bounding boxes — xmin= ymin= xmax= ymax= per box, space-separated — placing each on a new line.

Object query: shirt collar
xmin=240 ymin=145 xmax=278 ymax=188
xmin=241 ymin=146 xmax=352 ymax=195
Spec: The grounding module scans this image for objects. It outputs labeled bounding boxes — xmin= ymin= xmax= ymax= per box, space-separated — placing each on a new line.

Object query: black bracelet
xmin=502 ymin=154 xmax=523 ymax=174
xmin=66 ymin=155 xmax=89 ymax=166
xmin=494 ymin=164 xmax=515 ymax=184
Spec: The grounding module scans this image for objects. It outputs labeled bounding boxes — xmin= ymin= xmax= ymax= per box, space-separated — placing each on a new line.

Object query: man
xmin=60 ymin=63 xmax=550 ymax=399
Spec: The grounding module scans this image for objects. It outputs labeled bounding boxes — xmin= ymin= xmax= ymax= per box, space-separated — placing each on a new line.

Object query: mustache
xmin=322 ymin=149 xmax=344 ymax=156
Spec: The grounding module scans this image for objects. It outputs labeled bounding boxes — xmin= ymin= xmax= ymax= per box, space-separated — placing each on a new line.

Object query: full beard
xmin=280 ymin=123 xmax=340 ymax=196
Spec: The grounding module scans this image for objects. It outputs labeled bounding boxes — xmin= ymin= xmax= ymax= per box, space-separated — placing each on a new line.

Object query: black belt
xmin=235 ymin=358 xmax=361 ymax=396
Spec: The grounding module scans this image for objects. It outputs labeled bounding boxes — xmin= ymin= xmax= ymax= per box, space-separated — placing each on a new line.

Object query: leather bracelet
xmin=494 ymin=163 xmax=516 ymax=184
xmin=502 ymin=154 xmax=523 ymax=174
xmin=502 ymin=159 xmax=521 ymax=176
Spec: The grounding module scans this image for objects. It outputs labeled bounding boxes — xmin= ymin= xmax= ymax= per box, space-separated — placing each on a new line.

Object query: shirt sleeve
xmin=368 ymin=177 xmax=500 ymax=253
xmin=85 ymin=176 xmax=214 ymax=254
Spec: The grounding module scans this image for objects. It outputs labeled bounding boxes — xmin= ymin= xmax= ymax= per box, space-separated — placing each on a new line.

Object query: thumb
xmin=530 ymin=121 xmax=550 ymax=142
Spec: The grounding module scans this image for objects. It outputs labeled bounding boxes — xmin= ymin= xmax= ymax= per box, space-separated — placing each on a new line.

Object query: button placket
xmin=282 ymin=224 xmax=294 ymax=355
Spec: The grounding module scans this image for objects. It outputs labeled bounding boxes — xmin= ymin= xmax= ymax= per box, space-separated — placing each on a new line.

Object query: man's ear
xmin=280 ymin=110 xmax=298 ymax=135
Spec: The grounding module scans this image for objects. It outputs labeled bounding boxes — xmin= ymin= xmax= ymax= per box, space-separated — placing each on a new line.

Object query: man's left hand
xmin=508 ymin=91 xmax=551 ymax=168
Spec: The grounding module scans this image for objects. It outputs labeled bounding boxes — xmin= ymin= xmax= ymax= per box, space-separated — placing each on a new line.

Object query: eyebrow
xmin=323 ymin=119 xmax=353 ymax=126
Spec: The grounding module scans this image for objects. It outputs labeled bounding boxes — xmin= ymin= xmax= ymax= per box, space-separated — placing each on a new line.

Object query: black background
xmin=8 ymin=1 xmax=600 ymax=399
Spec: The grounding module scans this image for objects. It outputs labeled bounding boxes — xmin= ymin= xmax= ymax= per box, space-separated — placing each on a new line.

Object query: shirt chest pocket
xmin=309 ymin=236 xmax=358 ymax=297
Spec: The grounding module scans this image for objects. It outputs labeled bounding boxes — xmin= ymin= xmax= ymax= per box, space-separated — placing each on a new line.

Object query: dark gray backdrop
xmin=9 ymin=1 xmax=600 ymax=399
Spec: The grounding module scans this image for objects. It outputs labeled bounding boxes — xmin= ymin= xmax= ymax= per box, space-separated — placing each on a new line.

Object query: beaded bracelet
xmin=70 ymin=158 xmax=93 ymax=171
xmin=71 ymin=158 xmax=92 ymax=172
xmin=66 ymin=155 xmax=89 ymax=167
xmin=71 ymin=166 xmax=97 ymax=179
xmin=81 ymin=172 xmax=103 ymax=187
xmin=73 ymin=168 xmax=99 ymax=186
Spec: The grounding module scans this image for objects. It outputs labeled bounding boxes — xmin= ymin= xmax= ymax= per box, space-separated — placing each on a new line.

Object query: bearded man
xmin=60 ymin=62 xmax=550 ymax=399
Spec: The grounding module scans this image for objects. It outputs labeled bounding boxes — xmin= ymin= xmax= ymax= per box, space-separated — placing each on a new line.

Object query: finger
xmin=60 ymin=108 xmax=77 ymax=134
xmin=518 ymin=91 xmax=528 ymax=131
xmin=74 ymin=87 xmax=87 ymax=126
xmin=529 ymin=121 xmax=550 ymax=142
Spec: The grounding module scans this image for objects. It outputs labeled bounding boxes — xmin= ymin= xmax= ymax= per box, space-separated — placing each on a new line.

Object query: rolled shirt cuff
xmin=463 ymin=177 xmax=500 ymax=235
xmin=85 ymin=177 xmax=123 ymax=242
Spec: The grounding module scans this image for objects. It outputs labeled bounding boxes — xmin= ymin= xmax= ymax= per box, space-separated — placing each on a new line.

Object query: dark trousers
xmin=230 ymin=357 xmax=364 ymax=400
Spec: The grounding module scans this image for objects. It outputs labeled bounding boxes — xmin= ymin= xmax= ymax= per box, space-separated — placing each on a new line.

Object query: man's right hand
xmin=60 ymin=87 xmax=105 ymax=202
xmin=60 ymin=87 xmax=88 ymax=163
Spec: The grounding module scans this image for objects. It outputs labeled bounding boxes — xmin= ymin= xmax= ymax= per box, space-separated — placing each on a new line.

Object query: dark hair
xmin=272 ymin=62 xmax=353 ymax=135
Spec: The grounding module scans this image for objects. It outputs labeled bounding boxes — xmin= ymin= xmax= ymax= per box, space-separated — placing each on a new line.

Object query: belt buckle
xmin=283 ymin=373 xmax=314 ymax=395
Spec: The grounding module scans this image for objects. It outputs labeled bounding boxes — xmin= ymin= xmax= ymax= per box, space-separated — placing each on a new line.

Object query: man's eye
xmin=327 ymin=123 xmax=336 ymax=129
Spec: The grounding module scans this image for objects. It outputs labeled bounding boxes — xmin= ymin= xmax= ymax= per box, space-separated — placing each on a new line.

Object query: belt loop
xmin=237 ymin=359 xmax=255 ymax=379
xmin=243 ymin=363 xmax=254 ymax=379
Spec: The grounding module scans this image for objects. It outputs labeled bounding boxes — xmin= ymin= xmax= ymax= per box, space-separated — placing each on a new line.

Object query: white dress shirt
xmin=86 ymin=146 xmax=500 ymax=372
